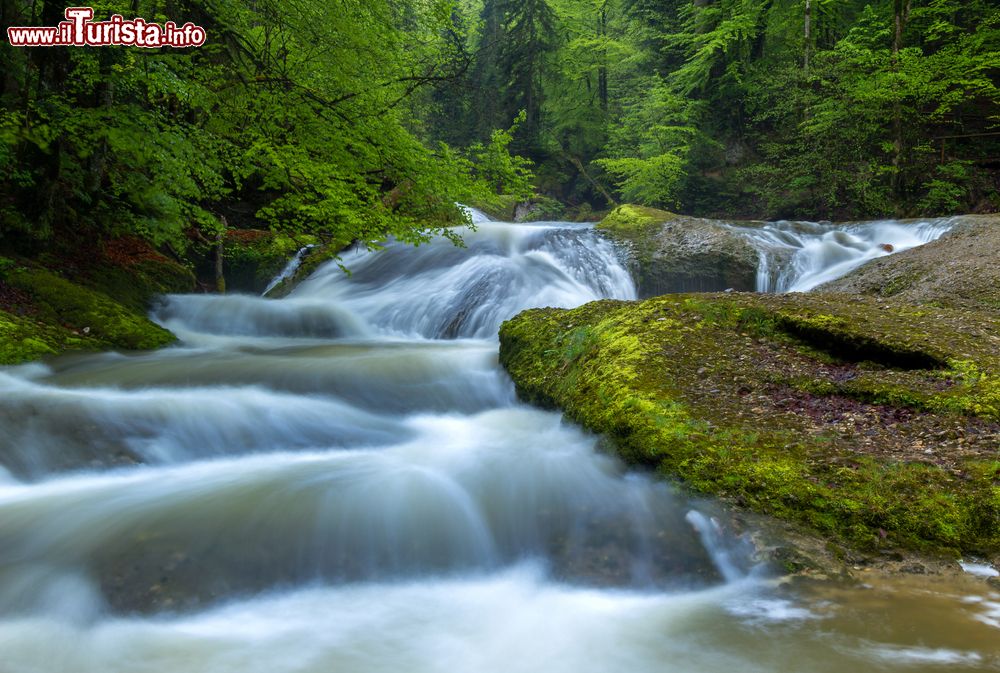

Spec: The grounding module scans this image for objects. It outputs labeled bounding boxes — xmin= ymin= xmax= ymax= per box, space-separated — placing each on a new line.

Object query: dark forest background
xmin=1 ymin=0 xmax=998 ymax=255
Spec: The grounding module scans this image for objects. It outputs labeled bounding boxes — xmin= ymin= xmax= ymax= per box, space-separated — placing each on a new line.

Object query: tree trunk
xmin=565 ymin=151 xmax=617 ymax=207
xmin=803 ymin=0 xmax=811 ymax=73
xmin=215 ymin=219 xmax=227 ymax=294
xmin=891 ymin=0 xmax=911 ymax=198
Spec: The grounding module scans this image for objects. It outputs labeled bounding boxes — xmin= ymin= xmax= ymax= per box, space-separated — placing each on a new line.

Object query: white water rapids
xmin=0 ymin=210 xmax=996 ymax=671
xmin=730 ymin=217 xmax=958 ymax=293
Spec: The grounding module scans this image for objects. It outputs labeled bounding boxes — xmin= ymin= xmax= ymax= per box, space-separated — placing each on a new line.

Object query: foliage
xmin=0 ymin=0 xmax=535 ymax=257
xmin=468 ymin=111 xmax=536 ymax=199
xmin=441 ymin=0 xmax=1000 ymax=218
xmin=2 ymin=0 xmax=998 ymax=251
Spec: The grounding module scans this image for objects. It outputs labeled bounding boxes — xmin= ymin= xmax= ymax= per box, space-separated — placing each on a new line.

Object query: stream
xmin=0 ymin=211 xmax=997 ymax=672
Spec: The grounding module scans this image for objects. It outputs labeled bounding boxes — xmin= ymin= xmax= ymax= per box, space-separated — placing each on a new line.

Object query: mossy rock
xmin=264 ymin=240 xmax=352 ymax=299
xmin=81 ymin=256 xmax=196 ymax=313
xmin=818 ymin=215 xmax=1000 ymax=312
xmin=0 ymin=308 xmax=101 ymax=365
xmin=499 ymin=292 xmax=1000 ymax=556
xmin=597 ymin=205 xmax=760 ymax=297
xmin=1 ymin=266 xmax=176 ymax=358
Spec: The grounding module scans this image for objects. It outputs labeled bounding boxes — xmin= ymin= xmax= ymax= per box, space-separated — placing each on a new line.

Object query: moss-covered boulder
xmin=597 ymin=205 xmax=760 ymax=298
xmin=76 ymin=238 xmax=196 ymax=312
xmin=0 ymin=263 xmax=176 ymax=365
xmin=499 ymin=293 xmax=1000 ymax=556
xmin=817 ymin=215 xmax=1000 ymax=311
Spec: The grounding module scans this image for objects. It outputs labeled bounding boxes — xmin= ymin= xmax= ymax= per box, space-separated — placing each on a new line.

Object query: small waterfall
xmin=1 ymin=214 xmax=993 ymax=672
xmin=685 ymin=511 xmax=752 ymax=583
xmin=290 ymin=222 xmax=635 ymax=339
xmin=459 ymin=204 xmax=494 ymax=224
xmin=262 ymin=245 xmax=315 ymax=297
xmin=730 ymin=218 xmax=957 ymax=293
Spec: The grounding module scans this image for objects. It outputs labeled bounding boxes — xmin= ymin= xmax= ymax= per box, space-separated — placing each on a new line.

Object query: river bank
xmin=0 ymin=229 xmax=336 ymax=366
xmin=3 ymin=209 xmax=998 ymax=571
xmin=499 ymin=290 xmax=999 ymax=558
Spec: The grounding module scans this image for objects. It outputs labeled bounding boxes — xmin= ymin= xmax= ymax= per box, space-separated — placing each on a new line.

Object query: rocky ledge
xmin=597 ymin=204 xmax=760 ymax=297
xmin=499 ymin=292 xmax=1000 ymax=559
xmin=818 ymin=214 xmax=1000 ymax=312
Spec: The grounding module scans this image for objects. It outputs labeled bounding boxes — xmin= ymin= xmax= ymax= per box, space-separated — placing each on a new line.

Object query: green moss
xmin=879 ymin=270 xmax=923 ymax=298
xmin=0 ymin=308 xmax=99 ymax=365
xmin=597 ymin=204 xmax=678 ymax=238
xmin=80 ymin=257 xmax=195 ymax=313
xmin=3 ymin=267 xmax=175 ymax=354
xmin=500 ymin=293 xmax=1000 ymax=555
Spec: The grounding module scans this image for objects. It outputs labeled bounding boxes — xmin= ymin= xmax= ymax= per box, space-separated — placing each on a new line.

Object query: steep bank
xmin=0 ymin=228 xmax=334 ymax=364
xmin=499 ymin=293 xmax=1000 ymax=557
xmin=0 ymin=241 xmax=194 ymax=365
xmin=597 ymin=205 xmax=760 ymax=297
xmin=817 ymin=215 xmax=1000 ymax=311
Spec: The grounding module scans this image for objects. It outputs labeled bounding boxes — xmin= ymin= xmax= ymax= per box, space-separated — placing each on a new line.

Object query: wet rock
xmin=817 ymin=215 xmax=1000 ymax=312
xmin=597 ymin=205 xmax=760 ymax=298
xmin=499 ymin=292 xmax=1000 ymax=556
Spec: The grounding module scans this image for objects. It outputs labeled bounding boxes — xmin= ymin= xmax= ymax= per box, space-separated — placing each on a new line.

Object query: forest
xmin=1 ymin=0 xmax=999 ymax=258
xmin=2 ymin=3 xmax=1000 ymax=666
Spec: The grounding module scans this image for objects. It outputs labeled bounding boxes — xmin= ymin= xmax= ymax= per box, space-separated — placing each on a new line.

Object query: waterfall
xmin=0 ymin=216 xmax=990 ymax=673
xmin=728 ymin=218 xmax=957 ymax=293
xmin=261 ymin=245 xmax=315 ymax=297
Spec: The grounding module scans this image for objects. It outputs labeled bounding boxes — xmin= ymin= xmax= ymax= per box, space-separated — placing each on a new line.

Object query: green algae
xmin=500 ymin=293 xmax=1000 ymax=555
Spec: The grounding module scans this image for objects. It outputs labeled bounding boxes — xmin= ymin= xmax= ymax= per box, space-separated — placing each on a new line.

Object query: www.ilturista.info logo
xmin=7 ymin=7 xmax=206 ymax=47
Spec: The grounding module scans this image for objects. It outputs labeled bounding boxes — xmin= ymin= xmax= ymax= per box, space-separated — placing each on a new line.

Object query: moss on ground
xmin=499 ymin=293 xmax=1000 ymax=556
xmin=0 ymin=262 xmax=177 ymax=365
xmin=0 ymin=307 xmax=98 ymax=364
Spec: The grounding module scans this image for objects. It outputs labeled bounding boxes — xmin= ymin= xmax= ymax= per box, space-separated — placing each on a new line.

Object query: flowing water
xmin=729 ymin=218 xmax=958 ymax=292
xmin=0 ymin=212 xmax=997 ymax=672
